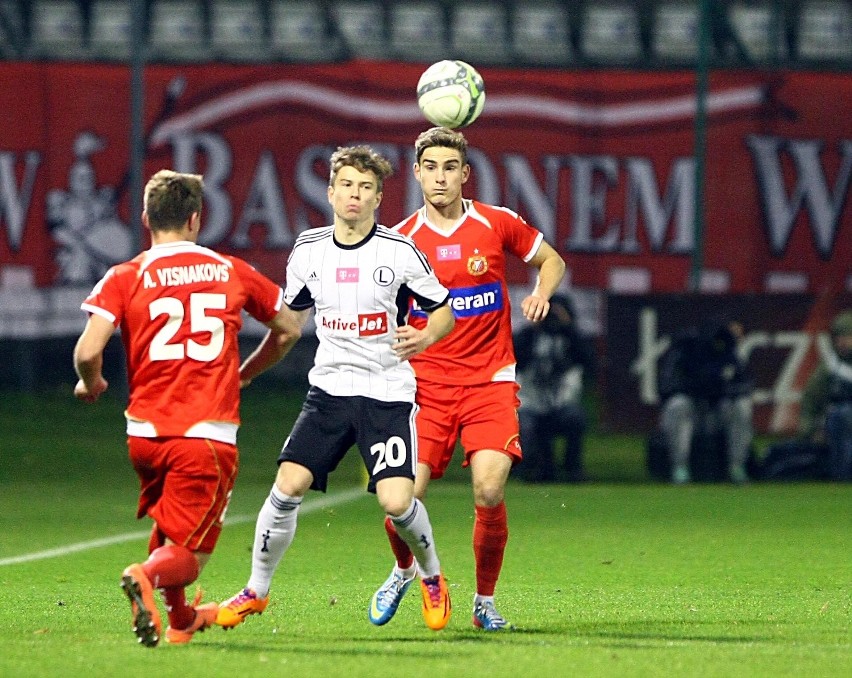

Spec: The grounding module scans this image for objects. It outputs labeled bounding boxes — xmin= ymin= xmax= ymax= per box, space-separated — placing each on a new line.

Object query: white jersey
xmin=284 ymin=224 xmax=450 ymax=402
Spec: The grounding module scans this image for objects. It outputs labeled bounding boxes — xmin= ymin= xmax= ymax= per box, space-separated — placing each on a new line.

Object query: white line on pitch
xmin=0 ymin=486 xmax=366 ymax=567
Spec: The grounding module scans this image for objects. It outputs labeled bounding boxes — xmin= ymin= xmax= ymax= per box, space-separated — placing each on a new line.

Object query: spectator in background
xmin=514 ymin=294 xmax=596 ymax=482
xmin=799 ymin=310 xmax=852 ymax=481
xmin=657 ymin=318 xmax=754 ymax=484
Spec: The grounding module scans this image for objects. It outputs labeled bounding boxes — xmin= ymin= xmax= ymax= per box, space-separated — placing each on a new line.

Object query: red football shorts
xmin=128 ymin=436 xmax=238 ymax=554
xmin=414 ymin=380 xmax=523 ymax=479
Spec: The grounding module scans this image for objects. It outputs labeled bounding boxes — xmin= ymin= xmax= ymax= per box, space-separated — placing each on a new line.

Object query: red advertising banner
xmin=0 ymin=61 xmax=850 ymax=338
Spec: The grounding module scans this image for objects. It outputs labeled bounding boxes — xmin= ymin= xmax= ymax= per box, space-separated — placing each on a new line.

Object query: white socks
xmin=246 ymin=485 xmax=302 ymax=597
xmin=389 ymin=499 xmax=441 ymax=579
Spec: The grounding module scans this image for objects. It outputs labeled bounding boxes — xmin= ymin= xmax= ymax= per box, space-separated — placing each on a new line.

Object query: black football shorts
xmin=278 ymin=386 xmax=419 ymax=493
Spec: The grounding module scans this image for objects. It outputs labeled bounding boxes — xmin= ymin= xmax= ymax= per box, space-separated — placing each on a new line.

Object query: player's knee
xmin=473 ymin=482 xmax=505 ymax=507
xmin=379 ymin=495 xmax=414 ymax=517
xmin=274 ymin=461 xmax=311 ymax=497
xmin=375 ymin=476 xmax=415 ymax=516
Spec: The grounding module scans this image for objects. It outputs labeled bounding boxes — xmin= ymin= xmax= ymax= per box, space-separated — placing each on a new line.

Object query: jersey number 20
xmin=149 ymin=293 xmax=226 ymax=362
xmin=370 ymin=436 xmax=408 ymax=475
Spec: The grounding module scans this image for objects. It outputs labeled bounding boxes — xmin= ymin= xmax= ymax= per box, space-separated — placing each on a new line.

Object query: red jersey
xmin=394 ymin=200 xmax=543 ymax=385
xmin=81 ymin=241 xmax=283 ymax=443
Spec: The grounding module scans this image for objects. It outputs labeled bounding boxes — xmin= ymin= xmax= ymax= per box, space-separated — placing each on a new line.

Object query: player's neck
xmin=151 ymin=231 xmax=195 ymax=246
xmin=425 ymin=199 xmax=465 ymax=231
xmin=334 ymin=219 xmax=374 ymax=245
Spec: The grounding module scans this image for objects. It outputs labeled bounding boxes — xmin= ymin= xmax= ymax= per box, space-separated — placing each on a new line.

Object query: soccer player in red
xmin=369 ymin=127 xmax=566 ymax=630
xmin=73 ymin=170 xmax=302 ymax=647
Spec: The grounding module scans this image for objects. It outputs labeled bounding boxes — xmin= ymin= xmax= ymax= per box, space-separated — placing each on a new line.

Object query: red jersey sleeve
xmin=81 ymin=257 xmax=142 ymax=326
xmin=227 ymin=256 xmax=284 ymax=323
xmin=486 ymin=203 xmax=544 ymax=264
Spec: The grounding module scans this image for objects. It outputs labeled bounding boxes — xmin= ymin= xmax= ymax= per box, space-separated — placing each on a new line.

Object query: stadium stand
xmin=727 ymin=1 xmax=787 ymax=64
xmin=651 ymin=1 xmax=703 ymax=64
xmin=0 ymin=0 xmax=24 ymax=58
xmin=796 ymin=0 xmax=851 ymax=64
xmin=0 ymin=1 xmax=848 ymax=69
xmin=270 ymin=0 xmax=343 ymax=62
xmin=449 ymin=1 xmax=512 ymax=65
xmin=388 ymin=1 xmax=447 ymax=63
xmin=511 ymin=1 xmax=574 ymax=66
xmin=331 ymin=0 xmax=386 ymax=60
xmin=579 ymin=1 xmax=644 ymax=65
xmin=147 ymin=0 xmax=212 ymax=63
xmin=89 ymin=0 xmax=132 ymax=61
xmin=210 ymin=0 xmax=269 ymax=62
xmin=28 ymin=0 xmax=88 ymax=60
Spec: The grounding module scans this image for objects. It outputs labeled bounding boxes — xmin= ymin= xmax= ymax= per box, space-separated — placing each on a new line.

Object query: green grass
xmin=0 ymin=389 xmax=849 ymax=677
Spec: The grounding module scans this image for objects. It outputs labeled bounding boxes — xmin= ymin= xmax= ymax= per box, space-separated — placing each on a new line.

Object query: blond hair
xmin=328 ymin=146 xmax=394 ymax=191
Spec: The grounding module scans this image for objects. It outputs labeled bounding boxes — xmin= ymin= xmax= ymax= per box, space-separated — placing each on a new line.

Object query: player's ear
xmin=141 ymin=211 xmax=151 ymax=231
xmin=461 ymin=164 xmax=471 ymax=184
xmin=374 ymin=190 xmax=383 ymax=208
xmin=327 ymin=184 xmax=334 ymax=205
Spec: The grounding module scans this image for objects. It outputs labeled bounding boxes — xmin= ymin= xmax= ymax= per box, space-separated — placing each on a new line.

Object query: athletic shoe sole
xmin=120 ymin=566 xmax=161 ymax=647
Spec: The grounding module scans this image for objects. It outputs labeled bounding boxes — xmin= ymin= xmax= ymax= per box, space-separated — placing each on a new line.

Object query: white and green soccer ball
xmin=416 ymin=60 xmax=486 ymax=129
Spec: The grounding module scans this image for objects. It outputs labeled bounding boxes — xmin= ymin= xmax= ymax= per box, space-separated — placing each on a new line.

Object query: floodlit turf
xmin=0 ymin=390 xmax=849 ymax=677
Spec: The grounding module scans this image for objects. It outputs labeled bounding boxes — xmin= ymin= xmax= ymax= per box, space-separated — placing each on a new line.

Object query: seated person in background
xmin=658 ymin=319 xmax=754 ymax=484
xmin=514 ymin=294 xmax=596 ymax=482
xmin=799 ymin=310 xmax=852 ymax=481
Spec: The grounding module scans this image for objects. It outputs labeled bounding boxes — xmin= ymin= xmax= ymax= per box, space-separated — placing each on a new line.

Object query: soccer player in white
xmin=217 ymin=146 xmax=456 ymax=631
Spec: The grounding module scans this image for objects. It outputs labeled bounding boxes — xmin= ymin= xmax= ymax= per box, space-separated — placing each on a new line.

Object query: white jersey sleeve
xmin=283 ymin=229 xmax=320 ymax=310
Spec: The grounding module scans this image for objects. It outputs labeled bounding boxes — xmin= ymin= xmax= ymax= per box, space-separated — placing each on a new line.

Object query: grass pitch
xmin=0 ymin=389 xmax=849 ymax=677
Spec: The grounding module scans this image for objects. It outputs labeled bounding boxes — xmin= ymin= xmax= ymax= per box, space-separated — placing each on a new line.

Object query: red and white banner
xmin=0 ymin=61 xmax=850 ymax=338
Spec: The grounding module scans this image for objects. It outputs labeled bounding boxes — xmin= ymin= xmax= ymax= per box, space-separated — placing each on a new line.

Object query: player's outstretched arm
xmin=393 ymin=304 xmax=455 ymax=362
xmin=521 ymin=240 xmax=566 ymax=323
xmin=239 ymin=307 xmax=308 ymax=387
xmin=73 ymin=314 xmax=113 ymax=402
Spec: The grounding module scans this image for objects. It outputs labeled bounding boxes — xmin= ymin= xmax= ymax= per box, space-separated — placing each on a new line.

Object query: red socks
xmin=141 ymin=544 xmax=200 ymax=631
xmin=473 ymin=502 xmax=508 ymax=597
xmin=386 ymin=500 xmax=508 ymax=596
xmin=384 ymin=516 xmax=415 ymax=570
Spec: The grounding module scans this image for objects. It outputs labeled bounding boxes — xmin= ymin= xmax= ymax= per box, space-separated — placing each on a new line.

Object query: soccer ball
xmin=416 ymin=60 xmax=486 ymax=129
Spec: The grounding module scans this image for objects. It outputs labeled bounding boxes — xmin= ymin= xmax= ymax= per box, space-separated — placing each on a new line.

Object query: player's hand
xmin=521 ymin=294 xmax=551 ymax=323
xmin=74 ymin=376 xmax=108 ymax=403
xmin=393 ymin=324 xmax=433 ymax=361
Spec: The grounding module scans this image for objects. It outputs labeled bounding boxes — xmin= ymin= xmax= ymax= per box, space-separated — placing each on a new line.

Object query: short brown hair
xmin=414 ymin=127 xmax=468 ymax=164
xmin=143 ymin=170 xmax=203 ymax=232
xmin=328 ymin=146 xmax=393 ymax=191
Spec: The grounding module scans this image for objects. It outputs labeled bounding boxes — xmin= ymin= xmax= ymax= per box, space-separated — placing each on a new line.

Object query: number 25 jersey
xmin=81 ymin=241 xmax=284 ymax=443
